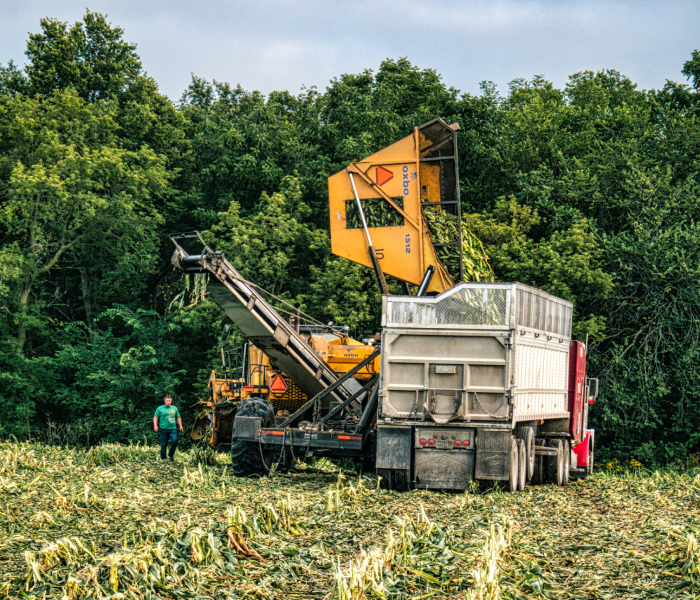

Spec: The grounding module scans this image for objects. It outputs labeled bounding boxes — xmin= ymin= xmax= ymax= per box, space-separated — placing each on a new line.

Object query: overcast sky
xmin=1 ymin=0 xmax=698 ymax=101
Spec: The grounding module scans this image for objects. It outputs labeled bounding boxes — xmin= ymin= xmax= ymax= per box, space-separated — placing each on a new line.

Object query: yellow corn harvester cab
xmin=328 ymin=118 xmax=465 ymax=294
xmin=305 ymin=328 xmax=379 ymax=382
xmin=191 ymin=343 xmax=311 ymax=448
xmin=191 ymin=328 xmax=379 ymax=448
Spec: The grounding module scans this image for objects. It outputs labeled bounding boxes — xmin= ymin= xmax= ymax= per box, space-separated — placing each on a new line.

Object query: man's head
xmin=164 ymin=396 xmax=173 ymax=407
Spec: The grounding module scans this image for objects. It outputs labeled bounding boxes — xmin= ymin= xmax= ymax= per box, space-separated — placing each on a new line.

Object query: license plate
xmin=436 ymin=440 xmax=452 ymax=449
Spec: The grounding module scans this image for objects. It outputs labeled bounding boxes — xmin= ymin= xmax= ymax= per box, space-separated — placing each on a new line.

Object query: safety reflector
xmin=269 ymin=375 xmax=288 ymax=393
xmin=375 ymin=165 xmax=394 ymax=186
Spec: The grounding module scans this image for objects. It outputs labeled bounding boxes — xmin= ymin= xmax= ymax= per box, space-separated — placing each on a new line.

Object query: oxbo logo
xmin=403 ymin=165 xmax=410 ymax=195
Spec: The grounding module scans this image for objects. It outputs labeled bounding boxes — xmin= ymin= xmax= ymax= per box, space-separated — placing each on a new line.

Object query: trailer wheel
xmin=544 ymin=439 xmax=564 ymax=485
xmin=377 ymin=468 xmax=412 ymax=492
xmin=516 ymin=439 xmax=527 ymax=491
xmin=231 ymin=397 xmax=275 ymax=476
xmin=393 ymin=469 xmax=412 ymax=492
xmin=508 ymin=439 xmax=519 ymax=493
xmin=554 ymin=440 xmax=565 ymax=486
xmin=523 ymin=428 xmax=536 ymax=481
xmin=562 ymin=439 xmax=570 ymax=486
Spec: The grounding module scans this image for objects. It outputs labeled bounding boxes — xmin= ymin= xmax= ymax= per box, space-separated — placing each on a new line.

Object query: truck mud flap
xmin=376 ymin=426 xmax=412 ymax=470
xmin=233 ymin=416 xmax=262 ymax=440
xmin=414 ymin=450 xmax=475 ymax=490
xmin=475 ymin=429 xmax=511 ymax=480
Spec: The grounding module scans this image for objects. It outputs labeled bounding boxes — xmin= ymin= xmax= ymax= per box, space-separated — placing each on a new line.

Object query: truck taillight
xmin=464 ymin=440 xmax=470 ymax=446
xmin=428 ymin=439 xmax=435 ymax=446
xmin=455 ymin=440 xmax=462 ymax=446
xmin=419 ymin=439 xmax=426 ymax=446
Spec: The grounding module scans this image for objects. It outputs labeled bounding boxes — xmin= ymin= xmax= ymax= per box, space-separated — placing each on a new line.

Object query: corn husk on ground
xmin=2 ymin=441 xmax=700 ymax=599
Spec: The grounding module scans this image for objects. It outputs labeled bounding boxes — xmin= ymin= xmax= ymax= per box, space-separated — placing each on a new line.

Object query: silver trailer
xmin=376 ymin=282 xmax=580 ymax=491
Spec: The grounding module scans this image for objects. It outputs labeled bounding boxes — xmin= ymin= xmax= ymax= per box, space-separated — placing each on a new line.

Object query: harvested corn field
xmin=1 ymin=441 xmax=700 ymax=599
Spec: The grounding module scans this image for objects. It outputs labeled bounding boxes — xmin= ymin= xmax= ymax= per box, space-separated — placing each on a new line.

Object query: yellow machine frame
xmin=328 ymin=118 xmax=464 ymax=294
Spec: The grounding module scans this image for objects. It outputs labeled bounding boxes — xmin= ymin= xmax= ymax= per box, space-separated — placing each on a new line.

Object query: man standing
xmin=153 ymin=396 xmax=184 ymax=461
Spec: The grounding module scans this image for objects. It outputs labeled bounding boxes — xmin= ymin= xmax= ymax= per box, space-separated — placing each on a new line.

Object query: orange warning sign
xmin=375 ymin=166 xmax=393 ymax=186
xmin=269 ymin=374 xmax=288 ymax=393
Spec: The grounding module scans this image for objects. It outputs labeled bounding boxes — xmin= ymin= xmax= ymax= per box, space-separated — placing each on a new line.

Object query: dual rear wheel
xmin=510 ymin=429 xmax=570 ymax=492
xmin=542 ymin=438 xmax=570 ymax=487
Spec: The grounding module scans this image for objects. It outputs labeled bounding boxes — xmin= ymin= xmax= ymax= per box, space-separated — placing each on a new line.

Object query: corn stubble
xmin=1 ymin=441 xmax=700 ymax=599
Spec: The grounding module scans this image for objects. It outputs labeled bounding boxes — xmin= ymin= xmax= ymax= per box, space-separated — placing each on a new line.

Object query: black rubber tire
xmin=555 ymin=440 xmax=565 ymax=486
xmin=545 ymin=439 xmax=564 ymax=485
xmin=517 ymin=439 xmax=527 ymax=491
xmin=377 ymin=468 xmax=392 ymax=490
xmin=354 ymin=456 xmax=376 ymax=475
xmin=518 ymin=427 xmax=536 ymax=481
xmin=531 ymin=451 xmax=545 ymax=485
xmin=508 ymin=439 xmax=518 ymax=493
xmin=377 ymin=468 xmax=411 ymax=491
xmin=231 ymin=397 xmax=275 ymax=476
xmin=562 ymin=439 xmax=570 ymax=486
xmin=392 ymin=469 xmax=411 ymax=492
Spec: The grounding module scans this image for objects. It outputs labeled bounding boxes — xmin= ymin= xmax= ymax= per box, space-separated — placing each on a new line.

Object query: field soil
xmin=1 ymin=442 xmax=699 ymax=599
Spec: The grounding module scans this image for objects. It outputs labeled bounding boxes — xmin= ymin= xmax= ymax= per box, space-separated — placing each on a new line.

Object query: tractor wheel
xmin=517 ymin=439 xmax=527 ymax=491
xmin=231 ymin=397 xmax=275 ymax=477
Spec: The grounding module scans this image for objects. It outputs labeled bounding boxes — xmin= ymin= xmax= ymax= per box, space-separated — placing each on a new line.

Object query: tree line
xmin=2 ymin=11 xmax=700 ymax=465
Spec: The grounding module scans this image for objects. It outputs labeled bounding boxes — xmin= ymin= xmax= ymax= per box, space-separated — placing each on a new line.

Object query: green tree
xmin=20 ymin=11 xmax=141 ymax=101
xmin=48 ymin=306 xmax=183 ymax=441
xmin=0 ymin=89 xmax=168 ymax=350
xmin=206 ymin=175 xmax=326 ymax=298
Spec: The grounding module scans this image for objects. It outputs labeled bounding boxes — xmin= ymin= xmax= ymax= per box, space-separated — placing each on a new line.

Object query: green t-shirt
xmin=155 ymin=405 xmax=180 ymax=430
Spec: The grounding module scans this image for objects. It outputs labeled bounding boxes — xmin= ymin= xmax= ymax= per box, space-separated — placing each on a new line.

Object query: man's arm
xmin=177 ymin=416 xmax=183 ymax=432
xmin=153 ymin=413 xmax=159 ymax=432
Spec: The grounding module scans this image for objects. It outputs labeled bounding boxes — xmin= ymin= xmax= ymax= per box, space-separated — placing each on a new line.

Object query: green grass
xmin=1 ymin=441 xmax=699 ymax=599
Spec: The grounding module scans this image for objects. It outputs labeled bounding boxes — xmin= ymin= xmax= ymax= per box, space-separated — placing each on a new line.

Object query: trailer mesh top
xmin=384 ymin=282 xmax=572 ymax=338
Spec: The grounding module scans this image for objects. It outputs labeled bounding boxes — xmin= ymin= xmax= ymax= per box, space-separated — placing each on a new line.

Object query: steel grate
xmin=388 ymin=286 xmax=508 ymax=326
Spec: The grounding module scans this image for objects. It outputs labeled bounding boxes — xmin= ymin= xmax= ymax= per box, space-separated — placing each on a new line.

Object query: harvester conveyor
xmin=170 ymin=232 xmax=362 ymax=406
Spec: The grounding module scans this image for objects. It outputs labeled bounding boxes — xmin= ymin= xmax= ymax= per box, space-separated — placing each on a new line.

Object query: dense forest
xmin=1 ymin=11 xmax=700 ymax=465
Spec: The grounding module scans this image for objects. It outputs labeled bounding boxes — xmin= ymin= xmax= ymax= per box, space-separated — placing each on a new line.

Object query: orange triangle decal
xmin=376 ymin=166 xmax=394 ymax=186
xmin=269 ymin=374 xmax=288 ymax=393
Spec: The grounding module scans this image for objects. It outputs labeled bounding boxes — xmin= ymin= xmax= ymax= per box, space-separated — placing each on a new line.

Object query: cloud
xmin=1 ymin=0 xmax=698 ymax=100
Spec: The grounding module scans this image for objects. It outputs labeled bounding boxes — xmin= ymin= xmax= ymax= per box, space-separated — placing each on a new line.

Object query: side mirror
xmin=587 ymin=378 xmax=599 ymax=404
xmin=221 ymin=324 xmax=231 ymax=342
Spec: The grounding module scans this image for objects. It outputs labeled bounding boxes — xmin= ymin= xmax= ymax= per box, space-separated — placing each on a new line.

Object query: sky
xmin=1 ymin=0 xmax=699 ymax=102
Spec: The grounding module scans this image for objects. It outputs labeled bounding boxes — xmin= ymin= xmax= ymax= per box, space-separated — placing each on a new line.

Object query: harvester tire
xmin=231 ymin=397 xmax=275 ymax=477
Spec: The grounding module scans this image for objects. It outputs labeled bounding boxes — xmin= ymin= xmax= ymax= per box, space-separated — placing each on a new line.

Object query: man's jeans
xmin=159 ymin=428 xmax=178 ymax=460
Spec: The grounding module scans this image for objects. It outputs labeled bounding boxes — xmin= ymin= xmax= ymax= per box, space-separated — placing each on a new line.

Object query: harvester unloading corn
xmin=172 ymin=117 xmax=598 ymax=490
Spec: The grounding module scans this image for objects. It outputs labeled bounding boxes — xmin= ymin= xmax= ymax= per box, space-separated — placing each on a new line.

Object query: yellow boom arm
xmin=328 ymin=118 xmax=464 ymax=294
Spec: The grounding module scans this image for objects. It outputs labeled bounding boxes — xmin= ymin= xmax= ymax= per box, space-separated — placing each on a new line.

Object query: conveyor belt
xmin=170 ymin=233 xmax=360 ymax=404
